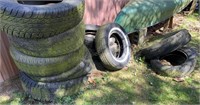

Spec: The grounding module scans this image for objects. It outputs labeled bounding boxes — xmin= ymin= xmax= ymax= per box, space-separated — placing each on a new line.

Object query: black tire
xmin=10 ymin=45 xmax=86 ymax=77
xmin=0 ymin=0 xmax=84 ymax=39
xmin=139 ymin=29 xmax=191 ymax=60
xmin=95 ymin=23 xmax=131 ymax=70
xmin=85 ymin=24 xmax=100 ymax=32
xmin=9 ymin=21 xmax=85 ymax=57
xmin=84 ymin=35 xmax=95 ymax=49
xmin=20 ymin=72 xmax=87 ymax=101
xmin=30 ymin=50 xmax=93 ymax=82
xmin=150 ymin=47 xmax=197 ymax=77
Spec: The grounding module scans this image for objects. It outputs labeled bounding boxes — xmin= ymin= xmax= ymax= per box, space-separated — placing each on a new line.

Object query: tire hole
xmin=17 ymin=0 xmax=63 ymax=5
xmin=160 ymin=50 xmax=187 ymax=66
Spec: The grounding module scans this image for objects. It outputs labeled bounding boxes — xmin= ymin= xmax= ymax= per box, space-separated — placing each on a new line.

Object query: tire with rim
xmin=10 ymin=45 xmax=86 ymax=77
xmin=150 ymin=47 xmax=197 ymax=77
xmin=95 ymin=23 xmax=131 ymax=70
xmin=0 ymin=0 xmax=85 ymax=39
xmin=9 ymin=21 xmax=85 ymax=57
xmin=139 ymin=29 xmax=191 ymax=60
xmin=20 ymin=72 xmax=87 ymax=101
xmin=30 ymin=49 xmax=93 ymax=82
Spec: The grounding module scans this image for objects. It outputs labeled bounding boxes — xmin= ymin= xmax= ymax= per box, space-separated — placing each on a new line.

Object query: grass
xmin=58 ymin=12 xmax=200 ymax=105
xmin=0 ymin=13 xmax=200 ymax=105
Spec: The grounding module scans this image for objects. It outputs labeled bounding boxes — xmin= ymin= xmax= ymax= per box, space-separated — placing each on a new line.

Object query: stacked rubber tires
xmin=0 ymin=0 xmax=92 ymax=101
xmin=137 ymin=29 xmax=197 ymax=78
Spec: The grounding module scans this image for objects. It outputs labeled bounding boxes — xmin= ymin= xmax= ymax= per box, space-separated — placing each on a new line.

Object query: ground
xmin=0 ymin=12 xmax=199 ymax=104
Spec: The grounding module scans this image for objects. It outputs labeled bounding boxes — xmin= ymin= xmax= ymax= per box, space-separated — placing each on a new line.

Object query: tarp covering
xmin=115 ymin=0 xmax=192 ymax=33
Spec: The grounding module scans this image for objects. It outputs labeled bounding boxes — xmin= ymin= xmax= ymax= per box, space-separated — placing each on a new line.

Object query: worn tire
xmin=9 ymin=21 xmax=85 ymax=57
xmin=10 ymin=45 xmax=86 ymax=77
xmin=20 ymin=72 xmax=87 ymax=101
xmin=150 ymin=47 xmax=197 ymax=77
xmin=0 ymin=0 xmax=85 ymax=39
xmin=139 ymin=29 xmax=191 ymax=60
xmin=95 ymin=23 xmax=131 ymax=70
xmin=30 ymin=49 xmax=93 ymax=82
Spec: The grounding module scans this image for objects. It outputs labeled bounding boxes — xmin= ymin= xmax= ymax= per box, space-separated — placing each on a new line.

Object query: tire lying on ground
xmin=95 ymin=23 xmax=131 ymax=70
xmin=138 ymin=29 xmax=191 ymax=60
xmin=0 ymin=0 xmax=85 ymax=39
xmin=150 ymin=47 xmax=197 ymax=77
xmin=20 ymin=72 xmax=87 ymax=102
xmin=30 ymin=49 xmax=93 ymax=82
xmin=10 ymin=45 xmax=86 ymax=77
xmin=9 ymin=21 xmax=85 ymax=57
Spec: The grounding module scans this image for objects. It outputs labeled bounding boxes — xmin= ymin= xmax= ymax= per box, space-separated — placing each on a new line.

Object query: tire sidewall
xmin=102 ymin=23 xmax=131 ymax=69
xmin=4 ymin=0 xmax=83 ymax=8
xmin=107 ymin=27 xmax=130 ymax=64
xmin=150 ymin=47 xmax=197 ymax=77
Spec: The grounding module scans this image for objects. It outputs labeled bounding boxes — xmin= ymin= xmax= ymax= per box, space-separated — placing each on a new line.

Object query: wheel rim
xmin=109 ymin=33 xmax=123 ymax=59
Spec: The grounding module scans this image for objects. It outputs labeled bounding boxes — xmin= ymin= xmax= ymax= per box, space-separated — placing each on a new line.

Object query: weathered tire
xmin=20 ymin=72 xmax=87 ymax=102
xmin=84 ymin=35 xmax=95 ymax=48
xmin=30 ymin=50 xmax=93 ymax=82
xmin=95 ymin=23 xmax=131 ymax=70
xmin=0 ymin=0 xmax=85 ymax=39
xmin=9 ymin=21 xmax=85 ymax=57
xmin=139 ymin=29 xmax=191 ymax=60
xmin=85 ymin=24 xmax=100 ymax=32
xmin=150 ymin=47 xmax=197 ymax=77
xmin=10 ymin=45 xmax=86 ymax=77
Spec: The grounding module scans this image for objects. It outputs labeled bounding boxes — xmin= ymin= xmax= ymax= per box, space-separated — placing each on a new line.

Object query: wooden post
xmin=163 ymin=16 xmax=174 ymax=32
xmin=128 ymin=28 xmax=147 ymax=46
xmin=138 ymin=28 xmax=148 ymax=45
xmin=183 ymin=0 xmax=198 ymax=15
xmin=188 ymin=0 xmax=198 ymax=15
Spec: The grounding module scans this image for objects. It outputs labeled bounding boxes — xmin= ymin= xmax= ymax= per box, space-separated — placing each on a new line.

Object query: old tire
xmin=30 ymin=50 xmax=93 ymax=82
xmin=20 ymin=72 xmax=87 ymax=101
xmin=95 ymin=23 xmax=131 ymax=70
xmin=0 ymin=0 xmax=84 ymax=39
xmin=150 ymin=47 xmax=197 ymax=77
xmin=9 ymin=21 xmax=85 ymax=57
xmin=10 ymin=45 xmax=86 ymax=77
xmin=139 ymin=29 xmax=191 ymax=60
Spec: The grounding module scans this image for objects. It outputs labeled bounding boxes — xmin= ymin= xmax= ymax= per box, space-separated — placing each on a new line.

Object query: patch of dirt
xmin=0 ymin=77 xmax=23 ymax=102
xmin=173 ymin=14 xmax=200 ymax=33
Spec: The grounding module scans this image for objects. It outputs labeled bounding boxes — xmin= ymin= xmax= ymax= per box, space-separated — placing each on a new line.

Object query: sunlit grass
xmin=73 ymin=12 xmax=200 ymax=105
xmin=1 ymin=13 xmax=199 ymax=105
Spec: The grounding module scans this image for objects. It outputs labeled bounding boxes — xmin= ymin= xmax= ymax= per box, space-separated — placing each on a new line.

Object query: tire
xmin=84 ymin=35 xmax=95 ymax=49
xmin=150 ymin=47 xmax=197 ymax=77
xmin=85 ymin=24 xmax=100 ymax=32
xmin=10 ymin=45 xmax=86 ymax=77
xmin=0 ymin=0 xmax=85 ymax=39
xmin=9 ymin=21 xmax=85 ymax=57
xmin=30 ymin=49 xmax=93 ymax=82
xmin=139 ymin=29 xmax=191 ymax=60
xmin=20 ymin=72 xmax=87 ymax=101
xmin=95 ymin=23 xmax=131 ymax=70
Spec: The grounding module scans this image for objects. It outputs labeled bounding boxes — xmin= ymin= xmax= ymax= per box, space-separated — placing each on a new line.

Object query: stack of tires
xmin=0 ymin=0 xmax=92 ymax=101
xmin=137 ymin=29 xmax=197 ymax=78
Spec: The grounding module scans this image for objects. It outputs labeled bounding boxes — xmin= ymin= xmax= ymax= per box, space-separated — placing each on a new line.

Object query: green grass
xmin=61 ymin=13 xmax=200 ymax=105
xmin=1 ymin=13 xmax=200 ymax=105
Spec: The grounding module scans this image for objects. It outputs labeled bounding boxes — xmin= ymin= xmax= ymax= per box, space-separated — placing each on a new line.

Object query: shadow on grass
xmin=71 ymin=64 xmax=200 ymax=104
